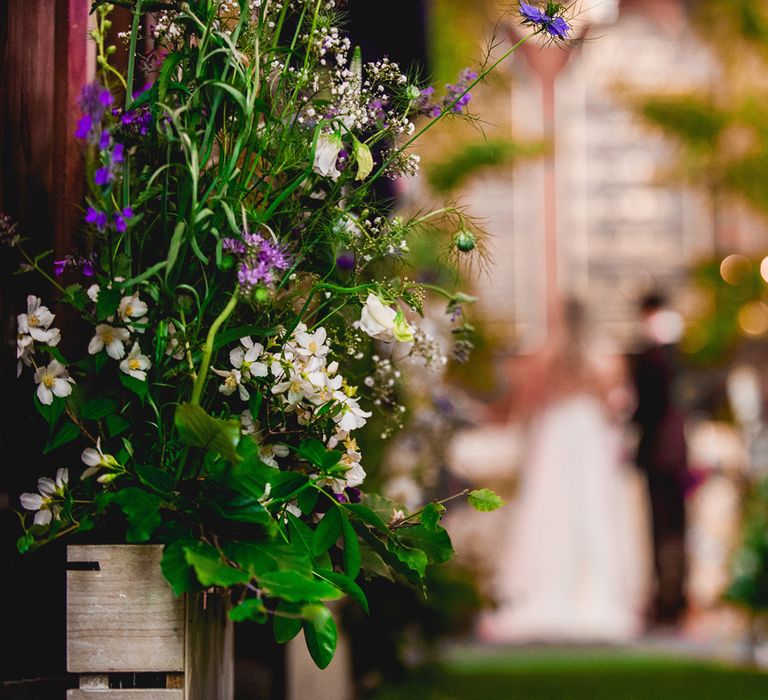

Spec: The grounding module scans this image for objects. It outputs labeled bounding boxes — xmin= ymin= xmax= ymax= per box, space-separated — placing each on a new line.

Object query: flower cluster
xmin=222 ymin=232 xmax=291 ymax=292
xmin=11 ymin=0 xmax=535 ymax=667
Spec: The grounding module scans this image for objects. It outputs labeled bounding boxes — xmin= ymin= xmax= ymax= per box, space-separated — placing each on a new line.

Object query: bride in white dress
xmin=480 ymin=300 xmax=648 ymax=642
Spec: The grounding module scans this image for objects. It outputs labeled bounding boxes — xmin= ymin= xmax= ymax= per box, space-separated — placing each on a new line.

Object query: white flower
xmin=356 ymin=293 xmax=415 ymax=343
xmin=87 ymin=284 xmax=100 ymax=303
xmin=20 ymin=468 xmax=68 ymax=526
xmin=34 ymin=360 xmax=75 ymax=405
xmin=271 ymin=370 xmax=312 ymax=405
xmin=88 ymin=324 xmax=130 ymax=359
xmin=165 ymin=321 xmax=185 ymax=360
xmin=313 ymin=131 xmax=343 ymax=179
xmin=213 ymin=367 xmax=249 ymax=401
xmin=259 ymin=443 xmax=290 ymax=469
xmin=17 ymin=295 xmax=58 ymax=343
xmin=81 ymin=437 xmax=120 ymax=480
xmin=294 ymin=327 xmax=330 ymax=359
xmin=333 ymin=393 xmax=372 ymax=432
xmin=230 ymin=337 xmax=268 ymax=380
xmin=119 ymin=342 xmax=151 ymax=381
xmin=118 ymin=292 xmax=148 ymax=331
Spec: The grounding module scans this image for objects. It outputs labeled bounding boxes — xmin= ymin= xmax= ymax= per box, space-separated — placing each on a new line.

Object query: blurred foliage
xmin=634 ymin=2 xmax=768 ymax=216
xmin=426 ymin=137 xmax=543 ymax=194
xmin=345 ymin=562 xmax=486 ymax=696
xmin=725 ymin=475 xmax=768 ymax=611
xmin=682 ymin=254 xmax=768 ymax=365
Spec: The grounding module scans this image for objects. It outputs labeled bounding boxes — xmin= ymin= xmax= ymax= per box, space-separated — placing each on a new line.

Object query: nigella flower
xmin=519 ymin=1 xmax=572 ymax=40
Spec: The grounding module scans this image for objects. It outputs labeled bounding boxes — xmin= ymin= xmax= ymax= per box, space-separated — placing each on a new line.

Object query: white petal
xmin=37 ymin=477 xmax=57 ymax=497
xmin=56 ymin=468 xmax=69 ymax=488
xmin=52 ymin=377 xmax=74 ymax=398
xmin=81 ymin=448 xmax=101 ymax=467
xmin=36 ymin=383 xmax=53 ymax=405
xmin=20 ymin=493 xmax=44 ymax=511
xmin=106 ymin=337 xmax=126 ymax=360
xmin=34 ymin=509 xmax=53 ymax=526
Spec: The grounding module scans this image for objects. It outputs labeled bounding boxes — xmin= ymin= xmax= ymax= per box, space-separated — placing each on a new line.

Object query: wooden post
xmin=66 ymin=545 xmax=234 ymax=700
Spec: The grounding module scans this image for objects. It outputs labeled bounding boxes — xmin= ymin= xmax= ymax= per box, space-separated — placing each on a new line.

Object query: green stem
xmin=190 ymin=290 xmax=239 ymax=405
xmin=390 ymin=490 xmax=470 ymax=530
xmin=124 ymin=0 xmax=144 ymax=111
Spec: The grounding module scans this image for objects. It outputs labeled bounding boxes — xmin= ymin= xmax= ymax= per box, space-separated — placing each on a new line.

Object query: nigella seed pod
xmin=453 ymin=229 xmax=476 ymax=253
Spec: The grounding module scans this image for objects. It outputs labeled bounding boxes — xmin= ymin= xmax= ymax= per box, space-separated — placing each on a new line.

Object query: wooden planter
xmin=66 ymin=545 xmax=233 ymax=700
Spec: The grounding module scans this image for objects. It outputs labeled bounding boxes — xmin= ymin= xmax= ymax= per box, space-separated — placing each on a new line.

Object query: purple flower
xmin=443 ymin=68 xmax=479 ymax=113
xmin=113 ymin=207 xmax=134 ymax=233
xmin=99 ymin=129 xmax=111 ymax=150
xmin=226 ymin=231 xmax=291 ymax=292
xmin=94 ymin=167 xmax=111 ymax=186
xmin=336 ymin=251 xmax=355 ymax=271
xmin=111 ymin=143 xmax=125 ymax=164
xmin=75 ymin=115 xmax=93 ymax=140
xmin=53 ymin=251 xmax=97 ymax=277
xmin=520 ymin=1 xmax=549 ymax=22
xmin=75 ymin=82 xmax=113 ymax=143
xmin=546 ymin=16 xmax=571 ymax=39
xmin=85 ymin=207 xmax=108 ymax=232
xmin=53 ymin=259 xmax=68 ymax=277
xmin=519 ymin=1 xmax=571 ymax=40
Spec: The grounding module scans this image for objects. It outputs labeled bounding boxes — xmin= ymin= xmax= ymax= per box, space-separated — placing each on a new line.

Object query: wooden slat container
xmin=67 ymin=545 xmax=234 ymax=700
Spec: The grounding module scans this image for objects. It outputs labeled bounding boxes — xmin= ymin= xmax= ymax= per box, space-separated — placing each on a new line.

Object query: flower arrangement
xmin=11 ymin=0 xmax=570 ymax=668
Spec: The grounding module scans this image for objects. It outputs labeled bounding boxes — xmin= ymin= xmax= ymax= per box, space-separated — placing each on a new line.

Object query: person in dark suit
xmin=631 ymin=292 xmax=689 ymax=626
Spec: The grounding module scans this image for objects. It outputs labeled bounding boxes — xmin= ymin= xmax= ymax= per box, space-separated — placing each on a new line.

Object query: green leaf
xmin=80 ymin=398 xmax=118 ymax=421
xmin=340 ymin=510 xmax=361 ymax=579
xmin=273 ymin=601 xmax=303 ymax=643
xmin=62 ymin=284 xmax=89 ymax=312
xmin=359 ymin=545 xmax=394 ymax=582
xmin=248 ymin=391 xmax=264 ymax=418
xmin=95 ymin=286 xmax=122 ymax=321
xmin=184 ymin=542 xmax=251 ymax=587
xmin=119 ymin=372 xmax=149 ymax=401
xmin=112 ymin=487 xmax=162 ymax=542
xmin=345 ymin=503 xmax=391 ymax=533
xmin=34 ymin=394 xmax=65 ymax=428
xmin=296 ymin=487 xmax=318 ymax=515
xmin=302 ymin=605 xmax=337 ymax=669
xmin=44 ymin=420 xmax=80 ymax=454
xmin=208 ymin=492 xmax=274 ymax=527
xmin=165 ymin=221 xmax=186 ymax=283
xmin=287 ymin=513 xmax=332 ymax=569
xmin=317 ymin=569 xmax=368 ymax=614
xmin=105 ymin=413 xmax=131 ymax=437
xmin=16 ymin=532 xmax=34 ymax=554
xmin=226 ymin=540 xmax=312 ymax=578
xmin=467 ymin=488 xmax=505 ymax=512
xmin=174 ymin=403 xmax=240 ymax=462
xmin=135 ymin=464 xmax=175 ymax=495
xmin=297 ymin=439 xmax=342 ymax=470
xmin=229 ymin=598 xmax=267 ymax=623
xmin=386 ymin=540 xmax=428 ymax=580
xmin=269 ymin=471 xmax=310 ymax=501
xmin=312 ymin=507 xmax=342 ymax=557
xmin=421 ymin=503 xmax=445 ymax=531
xmin=397 ymin=524 xmax=454 ymax=564
xmin=257 ymin=570 xmax=343 ymax=603
xmin=161 ymin=540 xmax=199 ymax=596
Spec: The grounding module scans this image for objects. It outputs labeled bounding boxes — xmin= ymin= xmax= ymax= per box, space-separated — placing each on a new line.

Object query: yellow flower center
xmin=128 ymin=358 xmax=141 ymax=370
xmin=103 ymin=330 xmax=114 ymax=344
xmin=309 ymin=341 xmax=318 ymax=353
xmin=225 ymin=376 xmax=237 ymax=389
xmin=29 ymin=315 xmax=40 ymax=327
xmin=125 ymin=304 xmax=134 ymax=317
xmin=43 ymin=374 xmax=55 ymax=388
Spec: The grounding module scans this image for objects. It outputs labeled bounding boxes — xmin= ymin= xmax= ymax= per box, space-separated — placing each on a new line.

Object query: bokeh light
xmin=720 ymin=254 xmax=752 ymax=286
xmin=737 ymin=300 xmax=768 ymax=337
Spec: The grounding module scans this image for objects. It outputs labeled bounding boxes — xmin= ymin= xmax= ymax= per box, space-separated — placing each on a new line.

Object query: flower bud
xmin=106 ymin=45 xmax=117 ymax=55
xmin=406 ymin=85 xmax=421 ymax=101
xmin=453 ymin=229 xmax=476 ymax=253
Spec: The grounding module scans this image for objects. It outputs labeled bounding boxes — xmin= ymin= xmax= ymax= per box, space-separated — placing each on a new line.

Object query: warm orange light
xmin=738 ymin=301 xmax=768 ymax=337
xmin=760 ymin=256 xmax=768 ymax=283
xmin=720 ymin=255 xmax=752 ymax=286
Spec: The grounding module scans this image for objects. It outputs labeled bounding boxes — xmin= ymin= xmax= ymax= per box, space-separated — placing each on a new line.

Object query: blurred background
xmin=5 ymin=0 xmax=768 ymax=698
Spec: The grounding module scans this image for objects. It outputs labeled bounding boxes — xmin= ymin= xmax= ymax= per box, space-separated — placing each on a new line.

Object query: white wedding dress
xmin=481 ymin=393 xmax=646 ymax=642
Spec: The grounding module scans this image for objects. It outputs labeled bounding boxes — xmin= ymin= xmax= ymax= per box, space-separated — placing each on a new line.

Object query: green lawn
xmin=370 ymin=647 xmax=768 ymax=700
